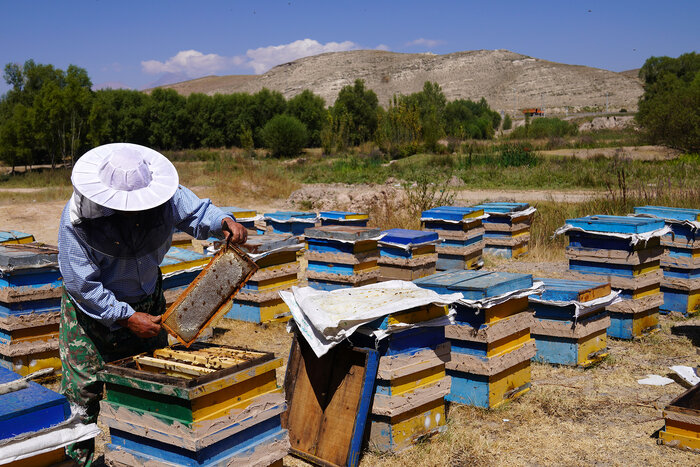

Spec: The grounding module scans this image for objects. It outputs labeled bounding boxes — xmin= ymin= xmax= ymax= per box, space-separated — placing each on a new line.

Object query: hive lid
xmin=162 ymin=244 xmax=257 ymax=346
xmin=534 ymin=278 xmax=611 ymax=303
xmin=319 ymin=210 xmax=369 ymax=220
xmin=380 ymin=228 xmax=438 ymax=245
xmin=0 ymin=243 xmax=59 ymax=271
xmin=422 ymin=206 xmax=484 ymax=221
xmin=239 ymin=233 xmax=300 ymax=254
xmin=304 ymin=225 xmax=381 ymax=241
xmin=473 ymin=202 xmax=531 ymax=214
xmin=634 ymin=205 xmax=700 ymax=222
xmin=566 ymin=215 xmax=665 ymax=234
xmin=264 ymin=211 xmax=316 ymax=221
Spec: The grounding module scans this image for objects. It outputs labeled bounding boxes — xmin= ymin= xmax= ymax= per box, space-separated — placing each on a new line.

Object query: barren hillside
xmin=156 ymin=49 xmax=644 ymax=114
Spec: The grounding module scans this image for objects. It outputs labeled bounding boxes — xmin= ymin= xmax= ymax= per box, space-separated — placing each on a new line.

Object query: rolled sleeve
xmin=171 ymin=185 xmax=232 ymax=240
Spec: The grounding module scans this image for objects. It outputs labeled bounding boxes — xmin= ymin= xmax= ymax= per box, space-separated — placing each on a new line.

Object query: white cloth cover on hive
xmin=281 ymin=280 xmax=462 ymax=357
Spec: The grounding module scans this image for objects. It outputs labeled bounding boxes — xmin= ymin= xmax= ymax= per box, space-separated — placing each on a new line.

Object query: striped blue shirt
xmin=58 ymin=185 xmax=230 ymax=328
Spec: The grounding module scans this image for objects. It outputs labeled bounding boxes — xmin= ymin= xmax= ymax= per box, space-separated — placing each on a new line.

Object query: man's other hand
xmin=118 ymin=312 xmax=162 ymax=339
xmin=222 ymin=217 xmax=248 ymax=245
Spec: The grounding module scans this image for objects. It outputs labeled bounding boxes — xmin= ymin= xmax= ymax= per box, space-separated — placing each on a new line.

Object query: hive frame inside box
xmin=659 ymin=381 xmax=700 ymax=451
xmin=98 ymin=342 xmax=289 ymax=466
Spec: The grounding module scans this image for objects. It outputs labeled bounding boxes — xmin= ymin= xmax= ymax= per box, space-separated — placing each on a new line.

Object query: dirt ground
xmin=3 ymin=195 xmax=699 ymax=466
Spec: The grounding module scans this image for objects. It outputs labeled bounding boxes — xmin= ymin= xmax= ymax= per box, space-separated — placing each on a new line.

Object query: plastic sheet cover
xmin=281 ymin=280 xmax=462 ymax=357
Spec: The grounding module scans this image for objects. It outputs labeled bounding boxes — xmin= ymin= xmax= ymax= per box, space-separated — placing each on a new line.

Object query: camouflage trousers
xmin=59 ymin=275 xmax=168 ymax=467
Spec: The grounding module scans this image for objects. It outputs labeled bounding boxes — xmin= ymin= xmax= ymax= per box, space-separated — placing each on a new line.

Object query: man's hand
xmin=222 ymin=217 xmax=247 ymax=245
xmin=117 ymin=312 xmax=162 ymax=339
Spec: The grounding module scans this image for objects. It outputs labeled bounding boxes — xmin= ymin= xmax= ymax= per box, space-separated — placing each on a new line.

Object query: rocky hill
xmin=155 ymin=49 xmax=644 ymax=114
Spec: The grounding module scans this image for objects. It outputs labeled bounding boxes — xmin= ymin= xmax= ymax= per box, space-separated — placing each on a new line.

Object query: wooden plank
xmin=283 ymin=334 xmax=378 ymax=467
xmin=134 ymin=356 xmax=216 ymax=377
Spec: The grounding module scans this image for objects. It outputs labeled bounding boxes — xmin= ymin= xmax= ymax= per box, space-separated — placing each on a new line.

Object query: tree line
xmin=0 ymin=60 xmax=502 ymax=169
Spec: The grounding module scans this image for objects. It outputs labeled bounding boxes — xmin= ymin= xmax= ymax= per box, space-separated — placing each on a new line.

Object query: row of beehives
xmin=1 ymin=203 xmax=697 ymax=377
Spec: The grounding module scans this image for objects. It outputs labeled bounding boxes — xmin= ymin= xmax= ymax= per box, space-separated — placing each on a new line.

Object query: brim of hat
xmin=71 ymin=143 xmax=179 ymax=211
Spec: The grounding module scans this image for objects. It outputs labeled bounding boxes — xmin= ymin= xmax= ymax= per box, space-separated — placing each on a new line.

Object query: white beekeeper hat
xmin=71 ymin=143 xmax=179 ymax=211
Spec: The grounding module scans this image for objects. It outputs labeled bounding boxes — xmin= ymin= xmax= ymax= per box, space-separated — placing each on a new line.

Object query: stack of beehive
xmin=355 ymin=306 xmax=452 ymax=453
xmin=99 ymin=343 xmax=289 ymax=466
xmin=0 ymin=243 xmax=62 ymax=376
xmin=264 ymin=211 xmax=317 ymax=236
xmin=161 ymin=247 xmax=212 ymax=308
xmin=562 ymin=215 xmax=665 ymax=339
xmin=0 ymin=230 xmax=34 ymax=245
xmin=415 ymin=270 xmax=537 ymax=408
xmin=0 ymin=367 xmax=99 ymax=466
xmin=304 ymin=225 xmax=381 ymax=291
xmin=421 ymin=206 xmax=485 ymax=270
xmin=224 ymin=233 xmax=302 ymax=323
xmin=473 ymin=202 xmax=534 ymax=258
xmin=319 ymin=210 xmax=369 ymax=227
xmin=529 ymin=278 xmax=615 ymax=367
xmin=377 ymin=228 xmax=439 ymax=281
xmin=634 ymin=205 xmax=700 ymax=317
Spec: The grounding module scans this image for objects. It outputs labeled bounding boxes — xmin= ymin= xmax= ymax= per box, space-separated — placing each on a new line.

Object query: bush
xmin=502 ymin=114 xmax=513 ymax=130
xmin=261 ymin=114 xmax=308 ymax=157
xmin=509 ymin=117 xmax=578 ymax=139
xmin=498 ymin=143 xmax=538 ymax=167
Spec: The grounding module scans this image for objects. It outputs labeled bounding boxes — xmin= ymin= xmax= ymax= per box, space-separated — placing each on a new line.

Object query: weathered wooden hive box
xmin=473 ymin=202 xmax=533 ymax=259
xmin=319 ymin=210 xmax=369 ymax=227
xmin=421 ymin=206 xmax=485 ymax=270
xmin=634 ymin=205 xmax=700 ymax=317
xmin=659 ymin=382 xmax=700 ymax=452
xmin=378 ymin=229 xmax=438 ymax=281
xmin=352 ymin=305 xmax=452 ymax=453
xmin=304 ymin=225 xmax=381 ymax=291
xmin=98 ymin=343 xmax=289 ymax=466
xmin=0 ymin=243 xmax=62 ymax=376
xmin=224 ymin=233 xmax=301 ymax=324
xmin=529 ymin=278 xmax=611 ymax=367
xmin=564 ymin=215 xmax=664 ymax=339
xmin=0 ymin=366 xmax=71 ymax=465
xmin=0 ymin=231 xmax=34 ymax=245
xmin=263 ymin=211 xmax=317 ymax=236
xmin=415 ymin=270 xmax=535 ymax=408
xmin=160 ymin=247 xmax=212 ymax=308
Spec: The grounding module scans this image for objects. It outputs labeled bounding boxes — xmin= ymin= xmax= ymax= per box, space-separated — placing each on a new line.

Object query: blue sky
xmin=1 ymin=0 xmax=698 ymax=93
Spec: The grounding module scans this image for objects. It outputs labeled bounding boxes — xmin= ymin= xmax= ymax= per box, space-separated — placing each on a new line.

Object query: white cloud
xmin=405 ymin=38 xmax=444 ymax=48
xmin=244 ymin=39 xmax=359 ymax=74
xmin=141 ymin=50 xmax=240 ymax=77
xmin=376 ymin=44 xmax=391 ymax=51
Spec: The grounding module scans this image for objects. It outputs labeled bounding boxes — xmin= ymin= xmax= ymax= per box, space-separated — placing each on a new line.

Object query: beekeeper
xmin=57 ymin=143 xmax=247 ymax=465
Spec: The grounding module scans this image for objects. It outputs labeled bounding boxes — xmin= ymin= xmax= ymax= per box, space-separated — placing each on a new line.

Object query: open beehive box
xmin=98 ymin=342 xmax=289 ymax=464
xmin=660 ymin=382 xmax=700 ymax=451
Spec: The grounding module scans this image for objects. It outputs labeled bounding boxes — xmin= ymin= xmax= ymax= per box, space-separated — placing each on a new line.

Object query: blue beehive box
xmin=529 ymin=278 xmax=611 ymax=367
xmin=264 ymin=211 xmax=316 ymax=236
xmin=319 ymin=211 xmax=369 ymax=227
xmin=564 ymin=215 xmax=663 ymax=339
xmin=634 ymin=206 xmax=700 ymax=316
xmin=377 ymin=229 xmax=438 ymax=281
xmin=0 ymin=231 xmax=34 ymax=245
xmin=473 ymin=203 xmax=532 ymax=258
xmin=421 ymin=207 xmax=485 ymax=269
xmin=0 ymin=367 xmax=70 ymax=440
xmin=415 ymin=270 xmax=535 ymax=408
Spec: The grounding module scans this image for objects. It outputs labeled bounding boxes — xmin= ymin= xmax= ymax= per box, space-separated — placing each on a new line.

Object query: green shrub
xmin=261 ymin=114 xmax=308 ymax=157
xmin=502 ymin=114 xmax=513 ymax=130
xmin=498 ymin=143 xmax=538 ymax=167
xmin=510 ymin=117 xmax=578 ymax=139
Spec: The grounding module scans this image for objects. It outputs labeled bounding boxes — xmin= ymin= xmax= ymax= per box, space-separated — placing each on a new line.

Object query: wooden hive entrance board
xmin=283 ymin=334 xmax=379 ymax=467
